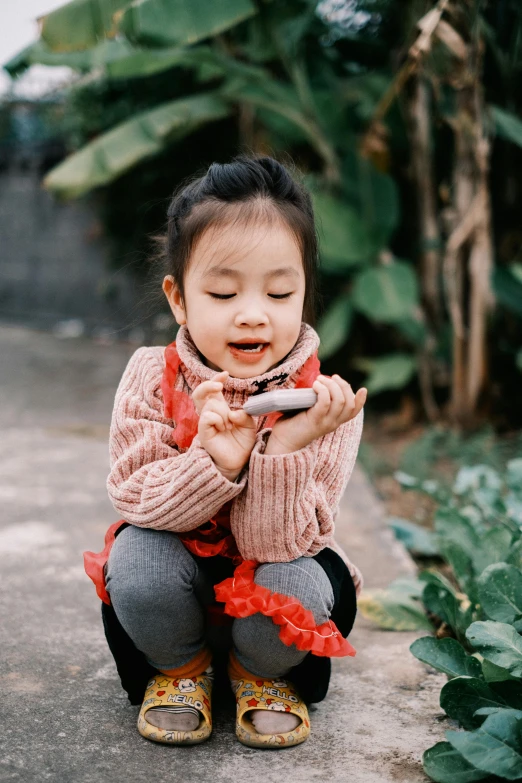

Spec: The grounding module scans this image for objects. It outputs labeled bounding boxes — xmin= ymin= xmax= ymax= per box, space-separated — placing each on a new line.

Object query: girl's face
xmin=163 ymin=218 xmax=306 ymax=378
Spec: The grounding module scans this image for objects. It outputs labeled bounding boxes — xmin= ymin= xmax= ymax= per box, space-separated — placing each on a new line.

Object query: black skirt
xmin=100 ymin=524 xmax=358 ymax=706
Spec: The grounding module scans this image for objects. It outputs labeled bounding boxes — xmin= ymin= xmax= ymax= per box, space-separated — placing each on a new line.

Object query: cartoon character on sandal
xmin=136 ymin=654 xmax=310 ymax=748
xmin=137 ymin=668 xmax=213 ymax=745
xmin=228 ymin=650 xmax=310 ymax=748
xmin=232 ymin=676 xmax=310 ymax=748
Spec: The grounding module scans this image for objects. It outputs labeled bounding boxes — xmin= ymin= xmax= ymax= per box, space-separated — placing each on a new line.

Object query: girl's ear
xmin=162 ymin=275 xmax=187 ymax=325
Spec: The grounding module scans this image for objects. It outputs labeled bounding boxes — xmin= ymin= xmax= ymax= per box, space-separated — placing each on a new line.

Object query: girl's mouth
xmin=228 ymin=343 xmax=269 ymax=362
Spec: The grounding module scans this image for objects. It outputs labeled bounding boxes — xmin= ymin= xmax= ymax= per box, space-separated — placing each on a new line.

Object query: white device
xmin=241 ymin=388 xmax=318 ymax=416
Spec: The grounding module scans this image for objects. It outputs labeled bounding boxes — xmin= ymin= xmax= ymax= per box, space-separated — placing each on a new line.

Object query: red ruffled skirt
xmin=84 ymin=517 xmax=356 ymax=659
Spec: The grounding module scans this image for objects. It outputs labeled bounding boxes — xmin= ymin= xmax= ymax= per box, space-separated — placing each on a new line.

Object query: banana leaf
xmin=119 ymin=0 xmax=257 ymax=49
xmin=43 ymin=92 xmax=229 ymax=198
xmin=3 ymin=38 xmax=133 ymax=77
xmin=39 ymin=0 xmax=134 ymax=52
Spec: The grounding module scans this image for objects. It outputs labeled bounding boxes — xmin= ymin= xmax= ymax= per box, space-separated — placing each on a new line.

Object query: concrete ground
xmin=0 ymin=324 xmax=446 ymax=783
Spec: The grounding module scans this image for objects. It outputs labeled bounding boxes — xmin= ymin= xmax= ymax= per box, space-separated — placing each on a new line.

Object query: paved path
xmin=0 ymin=324 xmax=446 ymax=783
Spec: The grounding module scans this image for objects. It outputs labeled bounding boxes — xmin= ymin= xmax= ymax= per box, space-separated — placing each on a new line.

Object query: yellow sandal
xmin=137 ymin=672 xmax=213 ymax=745
xmin=233 ymin=676 xmax=310 ymax=748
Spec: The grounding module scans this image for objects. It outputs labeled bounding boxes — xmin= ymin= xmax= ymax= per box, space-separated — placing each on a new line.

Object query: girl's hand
xmin=194 ymin=371 xmax=257 ymax=478
xmin=192 ymin=370 xmax=230 ymax=415
xmin=267 ymin=374 xmax=367 ymax=455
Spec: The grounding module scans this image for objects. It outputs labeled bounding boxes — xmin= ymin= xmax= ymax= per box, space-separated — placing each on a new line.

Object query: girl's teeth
xmin=238 ymin=344 xmax=264 ymax=352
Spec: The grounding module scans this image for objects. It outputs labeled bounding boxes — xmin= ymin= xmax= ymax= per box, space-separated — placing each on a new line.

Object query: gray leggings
xmin=105 ymin=526 xmax=335 ymax=678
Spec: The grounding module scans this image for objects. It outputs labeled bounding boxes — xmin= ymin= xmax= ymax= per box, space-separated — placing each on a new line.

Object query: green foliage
xmin=423 ymin=741 xmax=492 ymax=783
xmin=361 ymin=456 xmax=522 ymax=782
xmin=39 ymin=0 xmax=132 ymax=52
xmin=354 ymin=353 xmax=417 ymax=394
xmin=446 ymin=711 xmax=522 ymax=780
xmin=388 ymin=517 xmax=439 ymax=557
xmin=311 ymin=190 xmax=376 ymax=269
xmin=352 ymin=260 xmax=419 ymax=323
xmin=317 ymin=294 xmax=352 ymax=360
xmin=357 ymin=576 xmax=433 ymax=631
xmin=43 ymin=92 xmax=230 ymax=197
xmin=409 ymin=637 xmax=483 ymax=679
xmin=491 ymin=105 xmax=522 ymax=149
xmin=119 ymin=0 xmax=257 ymax=48
xmin=5 ymin=0 xmax=522 ymax=418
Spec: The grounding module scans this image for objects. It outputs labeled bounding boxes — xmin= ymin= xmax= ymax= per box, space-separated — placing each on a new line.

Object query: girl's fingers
xmin=193 ymin=380 xmax=223 ymax=399
xmin=324 ymin=375 xmax=346 ymax=413
xmin=201 ymin=397 xmax=230 ymax=418
xmin=201 ymin=410 xmax=226 ymax=432
xmin=193 ymin=381 xmax=225 ymax=414
xmin=314 ymin=375 xmax=343 ymax=419
xmin=353 ymin=388 xmax=367 ymax=417
xmin=230 ymin=409 xmax=255 ymax=428
xmin=333 ymin=375 xmax=356 ymax=417
xmin=312 ymin=377 xmax=330 ymax=409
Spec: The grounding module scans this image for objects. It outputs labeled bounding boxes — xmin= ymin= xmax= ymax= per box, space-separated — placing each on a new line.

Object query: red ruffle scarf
xmin=83 ymin=341 xmax=356 ymax=658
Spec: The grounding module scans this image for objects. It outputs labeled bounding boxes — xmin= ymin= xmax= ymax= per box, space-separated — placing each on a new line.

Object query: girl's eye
xmin=208 ymin=293 xmax=293 ymax=300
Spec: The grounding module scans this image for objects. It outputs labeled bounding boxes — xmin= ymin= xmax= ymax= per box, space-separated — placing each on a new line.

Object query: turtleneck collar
xmin=175 ymin=322 xmax=320 ymax=399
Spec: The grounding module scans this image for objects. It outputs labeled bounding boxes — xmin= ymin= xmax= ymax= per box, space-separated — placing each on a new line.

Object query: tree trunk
xmin=444 ymin=13 xmax=494 ymax=427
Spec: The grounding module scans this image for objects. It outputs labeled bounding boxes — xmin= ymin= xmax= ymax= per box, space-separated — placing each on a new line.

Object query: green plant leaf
xmin=440 ymin=677 xmax=510 ymax=730
xmin=3 ymin=38 xmax=134 ymax=76
xmin=311 ymin=190 xmax=376 ymax=270
xmin=341 ymin=150 xmax=400 ymax=246
xmin=119 ymin=0 xmax=257 ymax=48
xmin=354 ymin=353 xmax=416 ymax=395
xmin=466 ymin=622 xmax=522 ymax=677
xmin=507 ymin=460 xmax=522 ymax=491
xmin=423 ymin=582 xmax=462 ymax=633
xmin=481 ymin=659 xmax=519 ymax=683
xmin=410 ymin=637 xmax=483 ymax=679
xmin=395 ymin=315 xmax=428 ymax=347
xmin=419 ymin=569 xmax=461 ymax=595
xmin=446 ymin=711 xmax=522 ymax=780
xmin=475 ymin=707 xmax=522 ymax=720
xmin=493 ymin=266 xmax=522 ymax=318
xmin=106 ymin=44 xmax=223 ymax=80
xmin=477 ymin=564 xmax=522 ymax=624
xmin=39 ymin=0 xmax=134 ymax=52
xmin=43 ymin=93 xmax=229 ymax=198
xmin=437 ymin=539 xmax=477 ymax=602
xmin=388 ymin=517 xmax=439 ymax=556
xmin=358 ymin=578 xmax=432 ymax=631
xmin=506 ymin=539 xmax=522 ymax=570
xmin=491 ymin=105 xmax=522 ymax=149
xmin=317 ymin=295 xmax=353 ymax=360
xmin=423 ymin=741 xmax=492 ymax=783
xmin=434 ymin=508 xmax=481 ymax=561
xmin=453 ymin=465 xmax=503 ymax=497
xmin=352 ymin=260 xmax=420 ymax=323
xmin=472 ymin=529 xmax=514 ymax=577
xmin=394 ymin=470 xmax=419 ymax=488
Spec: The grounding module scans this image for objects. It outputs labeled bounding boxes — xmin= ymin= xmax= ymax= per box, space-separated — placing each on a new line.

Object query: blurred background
xmin=2 ymin=0 xmax=522 ymax=526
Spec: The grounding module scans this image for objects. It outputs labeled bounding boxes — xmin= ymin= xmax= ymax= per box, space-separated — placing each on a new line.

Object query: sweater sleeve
xmin=106 ymin=347 xmax=247 ymax=531
xmin=230 ymin=409 xmax=364 ymax=562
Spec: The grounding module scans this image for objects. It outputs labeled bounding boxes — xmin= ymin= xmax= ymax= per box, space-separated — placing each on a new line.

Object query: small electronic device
xmin=241 ymin=388 xmax=318 ymax=416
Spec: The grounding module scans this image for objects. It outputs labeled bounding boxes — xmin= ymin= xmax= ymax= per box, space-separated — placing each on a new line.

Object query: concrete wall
xmin=0 ymin=166 xmax=153 ymax=341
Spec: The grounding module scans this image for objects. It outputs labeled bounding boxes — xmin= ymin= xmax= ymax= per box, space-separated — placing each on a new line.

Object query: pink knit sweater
xmin=107 ymin=322 xmax=364 ymax=595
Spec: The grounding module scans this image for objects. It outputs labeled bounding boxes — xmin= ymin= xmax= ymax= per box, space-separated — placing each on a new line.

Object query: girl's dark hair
xmin=151 ymin=153 xmax=321 ymax=327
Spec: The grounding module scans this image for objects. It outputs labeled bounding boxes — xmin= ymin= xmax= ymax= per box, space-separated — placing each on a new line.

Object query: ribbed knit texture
xmin=106 ymin=322 xmax=364 ymax=595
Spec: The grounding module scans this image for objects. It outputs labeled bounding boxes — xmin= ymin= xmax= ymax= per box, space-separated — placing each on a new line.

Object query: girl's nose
xmin=234 ymin=305 xmax=269 ymax=327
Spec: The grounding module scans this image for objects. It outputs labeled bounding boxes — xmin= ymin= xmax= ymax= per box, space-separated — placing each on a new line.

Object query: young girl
xmin=84 ymin=154 xmax=367 ymax=749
